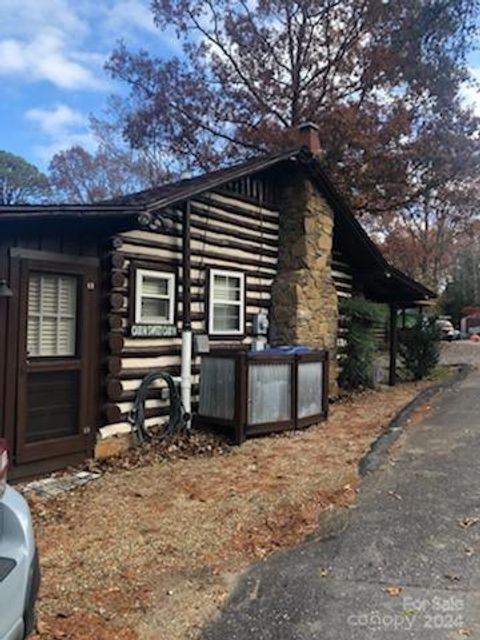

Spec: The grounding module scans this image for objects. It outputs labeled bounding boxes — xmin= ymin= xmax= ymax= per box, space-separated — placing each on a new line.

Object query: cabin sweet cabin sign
xmin=130 ymin=324 xmax=178 ymax=337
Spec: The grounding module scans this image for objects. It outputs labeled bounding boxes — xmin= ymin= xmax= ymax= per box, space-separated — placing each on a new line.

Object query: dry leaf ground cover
xmin=29 ymin=380 xmax=434 ymax=640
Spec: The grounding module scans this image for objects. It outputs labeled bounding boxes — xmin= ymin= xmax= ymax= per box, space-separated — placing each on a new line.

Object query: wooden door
xmin=16 ymin=259 xmax=99 ymax=464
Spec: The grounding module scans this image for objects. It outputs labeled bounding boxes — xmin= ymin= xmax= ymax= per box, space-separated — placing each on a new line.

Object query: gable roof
xmin=0 ymin=147 xmax=298 ymax=221
xmin=0 ymin=146 xmax=434 ymax=303
xmin=99 ymin=147 xmax=300 ymax=210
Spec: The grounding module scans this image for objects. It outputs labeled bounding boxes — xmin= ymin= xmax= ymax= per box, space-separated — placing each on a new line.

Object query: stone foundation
xmin=271 ymin=170 xmax=339 ymax=396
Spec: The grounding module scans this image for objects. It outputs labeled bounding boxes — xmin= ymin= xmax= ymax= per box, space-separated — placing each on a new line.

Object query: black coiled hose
xmin=128 ymin=371 xmax=190 ymax=445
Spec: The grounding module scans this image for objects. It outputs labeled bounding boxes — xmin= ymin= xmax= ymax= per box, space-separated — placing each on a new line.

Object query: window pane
xmin=27 ymin=273 xmax=77 ymax=357
xmin=41 ymin=274 xmax=59 ymax=315
xmin=59 ymin=277 xmax=76 ymax=316
xmin=40 ymin=317 xmax=58 ymax=356
xmin=28 ymin=275 xmax=41 ymax=314
xmin=141 ymin=297 xmax=170 ymax=321
xmin=58 ymin=318 xmax=76 ymax=355
xmin=27 ymin=316 xmax=40 ymax=357
xmin=143 ymin=276 xmax=169 ymax=297
xmin=213 ymin=303 xmax=240 ymax=332
xmin=214 ymin=275 xmax=241 ymax=301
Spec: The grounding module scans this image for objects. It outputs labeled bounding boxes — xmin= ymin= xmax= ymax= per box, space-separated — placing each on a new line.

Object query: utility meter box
xmin=194 ymin=334 xmax=210 ymax=354
xmin=252 ymin=311 xmax=269 ymax=335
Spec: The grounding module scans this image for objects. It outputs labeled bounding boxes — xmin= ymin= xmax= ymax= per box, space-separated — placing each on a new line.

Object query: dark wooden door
xmin=16 ymin=258 xmax=99 ymax=464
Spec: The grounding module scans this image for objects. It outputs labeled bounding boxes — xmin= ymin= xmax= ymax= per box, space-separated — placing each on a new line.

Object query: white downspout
xmin=181 ymin=329 xmax=192 ymax=426
xmin=181 ymin=200 xmax=192 ymax=428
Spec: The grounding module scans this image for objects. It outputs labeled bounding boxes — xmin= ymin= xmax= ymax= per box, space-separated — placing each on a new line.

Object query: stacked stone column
xmin=271 ymin=170 xmax=339 ymax=396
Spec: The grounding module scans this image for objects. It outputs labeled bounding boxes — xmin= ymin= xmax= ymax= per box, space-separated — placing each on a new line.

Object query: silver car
xmin=0 ymin=439 xmax=40 ymax=640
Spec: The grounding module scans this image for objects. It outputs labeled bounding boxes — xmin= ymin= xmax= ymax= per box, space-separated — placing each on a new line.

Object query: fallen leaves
xmin=387 ymin=490 xmax=402 ymax=501
xmin=458 ymin=517 xmax=479 ymax=529
xmin=32 ymin=613 xmax=139 ymax=640
xmin=30 ymin=380 xmax=433 ymax=640
xmin=384 ymin=586 xmax=402 ymax=597
xmin=444 ymin=571 xmax=461 ymax=582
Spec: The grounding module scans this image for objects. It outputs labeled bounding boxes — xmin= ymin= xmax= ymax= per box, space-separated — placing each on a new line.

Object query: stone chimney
xmin=270 ymin=163 xmax=339 ymax=396
xmin=297 ymin=122 xmax=321 ymax=155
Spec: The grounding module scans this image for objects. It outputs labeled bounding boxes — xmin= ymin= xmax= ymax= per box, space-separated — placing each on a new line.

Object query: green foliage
xmin=339 ymin=297 xmax=383 ymax=390
xmin=442 ymin=273 xmax=480 ymax=327
xmin=399 ymin=317 xmax=441 ymax=381
xmin=0 ymin=150 xmax=50 ymax=204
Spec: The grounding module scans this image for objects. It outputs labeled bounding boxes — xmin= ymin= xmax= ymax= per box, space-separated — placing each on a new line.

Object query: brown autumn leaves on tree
xmin=52 ymin=0 xmax=480 ymax=289
xmin=48 ymin=102 xmax=172 ymax=202
xmin=103 ymin=0 xmax=480 ymax=289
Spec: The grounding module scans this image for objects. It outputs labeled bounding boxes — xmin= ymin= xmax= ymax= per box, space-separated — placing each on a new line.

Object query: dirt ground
xmin=29 ymin=380 xmax=436 ymax=640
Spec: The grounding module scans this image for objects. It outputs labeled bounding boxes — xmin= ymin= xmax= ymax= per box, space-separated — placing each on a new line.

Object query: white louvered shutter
xmin=27 ymin=273 xmax=77 ymax=357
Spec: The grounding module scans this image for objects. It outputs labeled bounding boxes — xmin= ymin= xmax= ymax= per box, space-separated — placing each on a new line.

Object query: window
xmin=209 ymin=269 xmax=245 ymax=335
xmin=27 ymin=273 xmax=77 ymax=357
xmin=135 ymin=269 xmax=175 ymax=325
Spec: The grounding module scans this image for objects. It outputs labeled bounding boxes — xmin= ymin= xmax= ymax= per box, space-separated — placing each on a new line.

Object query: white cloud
xmin=0 ymin=31 xmax=105 ymax=90
xmin=25 ymin=104 xmax=96 ymax=162
xmin=0 ymin=0 xmax=88 ymax=39
xmin=99 ymin=0 xmax=182 ymax=54
xmin=1 ymin=1 xmax=176 ymax=163
xmin=0 ymin=0 xmax=104 ymax=90
xmin=0 ymin=0 xmax=179 ymax=91
xmin=26 ymin=104 xmax=87 ymax=135
xmin=105 ymin=0 xmax=157 ymax=35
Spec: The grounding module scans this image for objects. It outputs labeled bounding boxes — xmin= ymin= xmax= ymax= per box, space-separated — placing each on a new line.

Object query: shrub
xmin=339 ymin=297 xmax=383 ymax=390
xmin=399 ymin=317 xmax=441 ymax=381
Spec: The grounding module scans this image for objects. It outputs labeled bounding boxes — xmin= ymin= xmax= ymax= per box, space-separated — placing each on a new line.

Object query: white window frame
xmin=134 ymin=268 xmax=175 ymax=325
xmin=208 ymin=269 xmax=245 ymax=336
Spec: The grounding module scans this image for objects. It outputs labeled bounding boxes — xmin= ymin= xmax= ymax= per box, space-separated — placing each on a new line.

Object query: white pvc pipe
xmin=181 ymin=329 xmax=192 ymax=427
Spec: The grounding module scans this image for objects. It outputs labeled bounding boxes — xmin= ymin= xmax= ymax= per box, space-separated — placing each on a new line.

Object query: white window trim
xmin=208 ymin=269 xmax=245 ymax=336
xmin=134 ymin=268 xmax=175 ymax=325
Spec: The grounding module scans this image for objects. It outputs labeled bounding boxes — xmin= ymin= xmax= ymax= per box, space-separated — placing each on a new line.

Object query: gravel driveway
xmin=440 ymin=340 xmax=480 ymax=367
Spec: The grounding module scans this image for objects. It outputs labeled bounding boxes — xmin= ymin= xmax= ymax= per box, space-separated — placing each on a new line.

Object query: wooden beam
xmin=389 ymin=303 xmax=398 ymax=386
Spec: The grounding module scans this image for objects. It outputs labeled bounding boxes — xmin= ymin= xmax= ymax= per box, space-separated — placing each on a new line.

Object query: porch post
xmin=181 ymin=200 xmax=192 ymax=426
xmin=389 ymin=302 xmax=398 ymax=386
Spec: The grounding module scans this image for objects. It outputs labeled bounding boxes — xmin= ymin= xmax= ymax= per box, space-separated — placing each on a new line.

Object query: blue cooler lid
xmin=249 ymin=345 xmax=312 ymax=357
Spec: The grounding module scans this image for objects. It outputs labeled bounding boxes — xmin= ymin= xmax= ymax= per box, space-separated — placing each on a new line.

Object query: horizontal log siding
xmin=332 ymin=254 xmax=353 ymax=363
xmin=102 ymin=189 xmax=279 ymax=431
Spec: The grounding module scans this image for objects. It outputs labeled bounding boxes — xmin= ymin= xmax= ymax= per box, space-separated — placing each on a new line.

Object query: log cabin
xmin=0 ymin=124 xmax=434 ymax=477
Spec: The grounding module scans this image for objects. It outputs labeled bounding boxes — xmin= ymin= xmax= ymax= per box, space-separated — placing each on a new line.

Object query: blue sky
xmin=1 ymin=0 xmax=480 ymax=173
xmin=0 ymin=0 xmax=181 ymax=171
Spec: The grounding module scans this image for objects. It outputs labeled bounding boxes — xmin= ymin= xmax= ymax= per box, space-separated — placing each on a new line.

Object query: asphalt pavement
xmin=203 ymin=369 xmax=480 ymax=639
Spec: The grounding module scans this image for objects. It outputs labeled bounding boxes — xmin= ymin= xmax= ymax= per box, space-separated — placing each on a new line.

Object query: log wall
xmin=102 ymin=189 xmax=281 ymax=437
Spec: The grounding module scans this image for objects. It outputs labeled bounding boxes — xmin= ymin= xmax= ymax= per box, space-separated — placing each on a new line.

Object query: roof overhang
xmin=0 ymin=204 xmax=140 ymax=222
xmin=0 ymin=147 xmax=435 ymax=306
xmin=296 ymin=151 xmax=435 ymax=305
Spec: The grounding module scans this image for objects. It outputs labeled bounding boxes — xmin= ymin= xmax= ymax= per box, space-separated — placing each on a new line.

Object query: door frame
xmin=15 ymin=256 xmax=99 ymax=464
